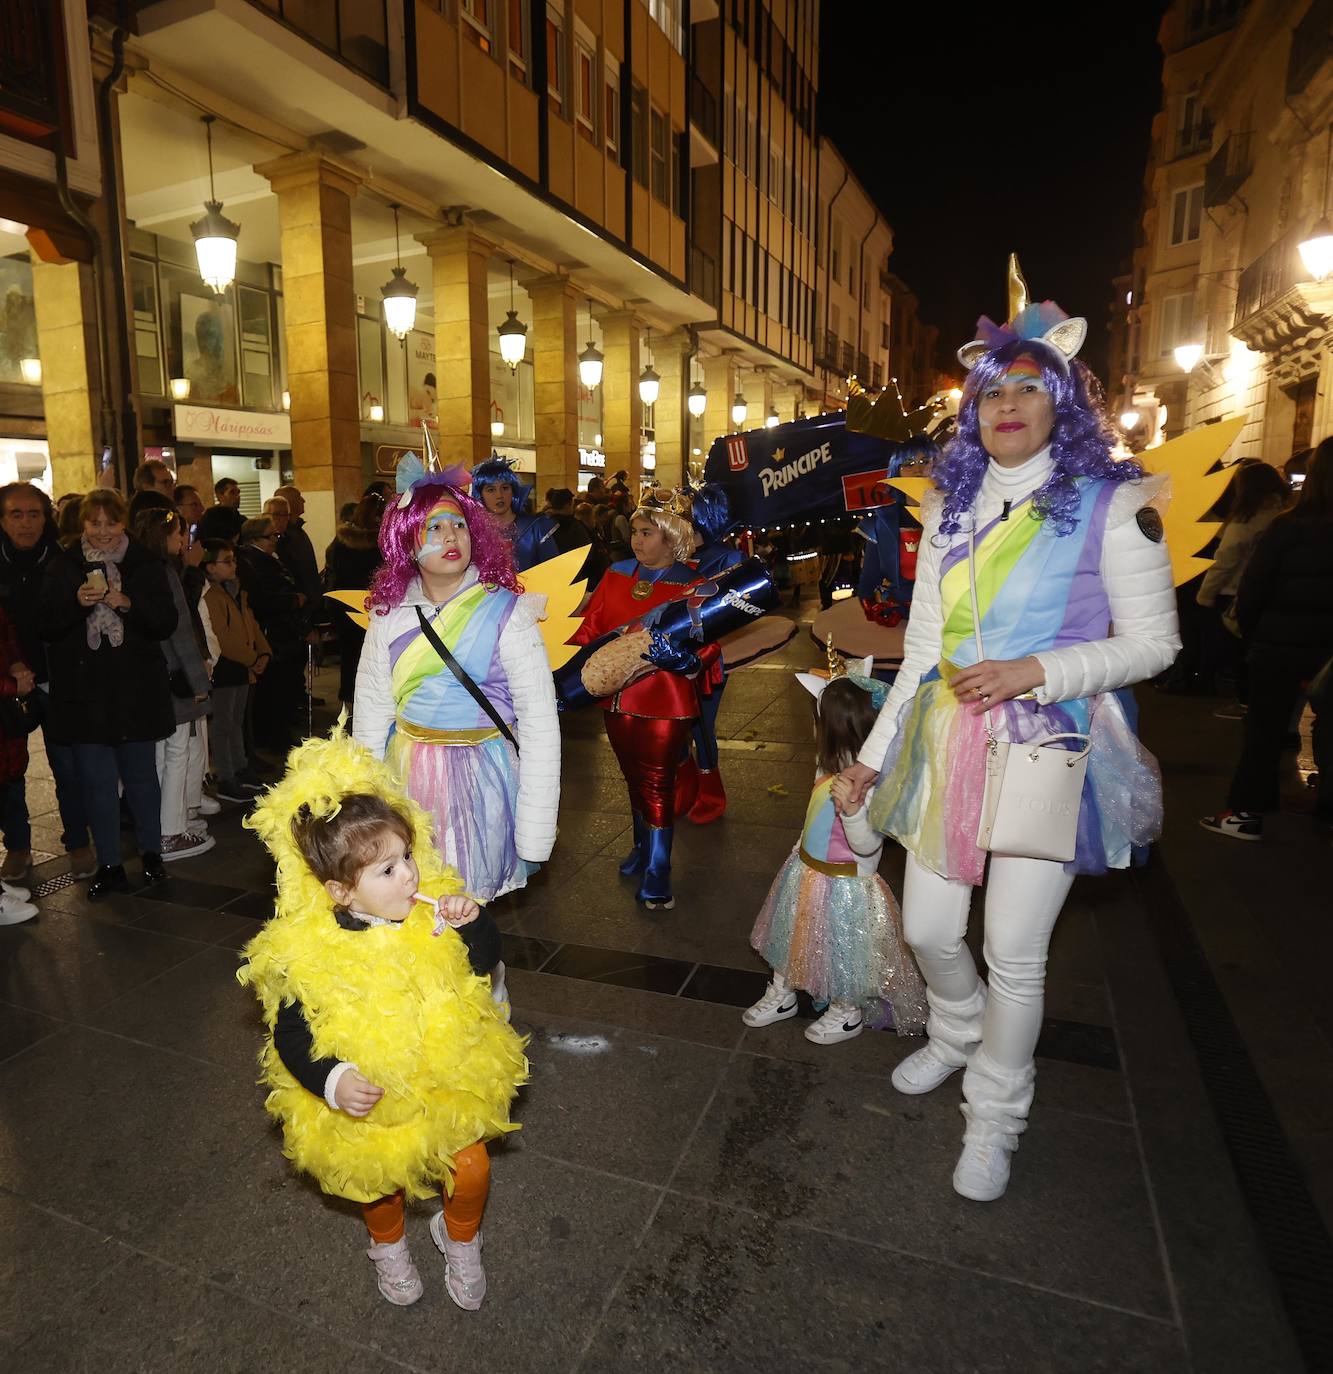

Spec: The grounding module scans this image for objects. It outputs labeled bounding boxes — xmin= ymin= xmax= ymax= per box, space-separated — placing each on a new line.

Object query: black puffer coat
xmin=238 ymin=544 xmax=304 ymax=661
xmin=1235 ymin=514 xmax=1333 ymax=676
xmin=38 ymin=539 xmax=177 ymax=745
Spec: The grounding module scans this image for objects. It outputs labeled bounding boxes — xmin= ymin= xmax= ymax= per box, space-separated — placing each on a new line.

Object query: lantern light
xmin=281 ymin=389 xmax=291 ymax=411
xmin=368 ymin=402 xmax=384 ymax=423
xmin=19 ymin=358 xmax=41 ymax=386
xmin=190 ymin=116 xmax=241 ymax=295
xmin=1174 ymin=342 xmax=1204 ymax=373
xmin=766 ymin=407 xmax=779 ymax=428
xmin=497 ymin=260 xmax=528 ymax=371
xmin=381 ymin=204 xmax=419 ymax=342
xmin=1119 ymin=409 xmax=1139 ymax=430
xmin=169 ymin=376 xmax=191 ymax=401
xmin=687 ymin=380 xmax=707 ymax=417
xmin=578 ymin=297 xmax=603 ymax=389
xmin=731 ymin=393 xmax=748 ymax=428
xmin=638 ymin=328 xmax=660 ymax=407
xmin=1298 ymin=217 xmax=1333 ymax=282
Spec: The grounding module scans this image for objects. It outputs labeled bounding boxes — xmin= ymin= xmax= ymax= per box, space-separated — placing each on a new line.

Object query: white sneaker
xmin=952 ymin=1141 xmax=1012 ymax=1202
xmin=742 ymin=979 xmax=798 ymax=1028
xmin=191 ymin=795 xmax=222 ymax=816
xmin=430 ymin=1213 xmax=486 ymax=1310
xmin=1 ymin=879 xmax=31 ymax=901
xmin=0 ymin=892 xmax=37 ymax=926
xmin=891 ymin=1041 xmax=965 ymax=1095
xmin=365 ymin=1236 xmax=423 ymax=1305
xmin=804 ymin=1003 xmax=864 ymax=1045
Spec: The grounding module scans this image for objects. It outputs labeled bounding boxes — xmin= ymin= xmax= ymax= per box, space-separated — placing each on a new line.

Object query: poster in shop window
xmin=406 ymin=328 xmax=436 ymax=430
xmin=181 ymin=294 xmax=240 ymax=406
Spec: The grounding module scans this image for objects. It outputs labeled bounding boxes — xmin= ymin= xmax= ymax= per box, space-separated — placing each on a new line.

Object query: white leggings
xmin=903 ymin=851 xmax=1075 ymax=1147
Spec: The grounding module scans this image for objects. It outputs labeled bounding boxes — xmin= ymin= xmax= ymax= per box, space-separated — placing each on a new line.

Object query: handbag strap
xmin=414 ymin=605 xmax=519 ymax=753
xmin=965 ymin=522 xmax=998 ymax=750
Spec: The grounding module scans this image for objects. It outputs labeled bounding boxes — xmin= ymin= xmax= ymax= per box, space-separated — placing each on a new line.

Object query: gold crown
xmin=845 ymin=377 xmax=942 ymax=442
xmin=641 ymin=487 xmax=692 ymax=519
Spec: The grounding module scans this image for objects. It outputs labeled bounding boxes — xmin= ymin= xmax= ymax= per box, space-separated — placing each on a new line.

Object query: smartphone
xmin=83 ymin=568 xmax=108 ymax=596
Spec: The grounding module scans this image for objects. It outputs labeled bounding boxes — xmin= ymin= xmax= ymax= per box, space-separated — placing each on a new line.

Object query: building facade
xmin=1122 ymin=0 xmax=1333 ymax=468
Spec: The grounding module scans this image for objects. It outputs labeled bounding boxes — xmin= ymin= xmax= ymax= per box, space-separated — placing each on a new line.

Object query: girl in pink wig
xmin=352 ymin=470 xmax=560 ymax=904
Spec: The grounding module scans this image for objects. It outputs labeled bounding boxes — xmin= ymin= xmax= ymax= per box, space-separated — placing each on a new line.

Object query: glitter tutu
xmin=750 ymin=849 xmax=927 ymax=1034
xmin=870 ymin=668 xmax=1163 ymax=887
xmin=386 ymin=731 xmax=528 ymax=901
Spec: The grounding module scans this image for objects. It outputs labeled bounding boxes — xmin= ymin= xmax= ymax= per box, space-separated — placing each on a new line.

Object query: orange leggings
xmin=361 ymin=1143 xmax=490 ymax=1246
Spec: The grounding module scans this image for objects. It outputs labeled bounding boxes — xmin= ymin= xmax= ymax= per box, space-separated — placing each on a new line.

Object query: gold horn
xmin=421 ymin=425 xmax=441 ymax=473
xmin=825 ymin=634 xmax=847 ymax=680
xmin=1007 ymin=253 xmax=1030 ymax=320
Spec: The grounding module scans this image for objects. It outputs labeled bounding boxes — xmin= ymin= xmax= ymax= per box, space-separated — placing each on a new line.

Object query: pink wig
xmin=369 ymin=478 xmax=520 ymax=611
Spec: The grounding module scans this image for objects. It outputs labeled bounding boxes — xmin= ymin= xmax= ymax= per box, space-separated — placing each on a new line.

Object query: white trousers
xmin=903 ymin=851 xmax=1075 ymax=1150
xmin=156 ymin=720 xmax=207 ymax=838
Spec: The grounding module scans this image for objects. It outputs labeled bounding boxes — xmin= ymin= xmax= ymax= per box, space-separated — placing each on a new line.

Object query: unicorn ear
xmin=854 ymin=656 xmax=873 ymax=678
xmin=957 ymin=340 xmax=989 ymax=371
xmin=1042 ymin=316 xmax=1087 ymax=361
xmin=795 ymin=672 xmax=829 ymax=702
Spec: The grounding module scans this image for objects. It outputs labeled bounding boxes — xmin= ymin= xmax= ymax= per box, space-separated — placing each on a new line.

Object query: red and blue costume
xmin=572 ymin=558 xmax=719 ymax=908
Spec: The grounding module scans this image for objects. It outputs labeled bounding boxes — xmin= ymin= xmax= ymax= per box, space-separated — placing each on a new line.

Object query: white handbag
xmin=967 ymin=524 xmax=1090 ymax=863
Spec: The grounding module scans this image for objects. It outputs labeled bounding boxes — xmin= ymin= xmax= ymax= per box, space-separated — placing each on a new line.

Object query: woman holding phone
xmin=40 ymin=489 xmax=179 ymax=896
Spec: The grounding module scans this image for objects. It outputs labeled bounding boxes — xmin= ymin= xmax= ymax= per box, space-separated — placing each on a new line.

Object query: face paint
xmin=997 ymin=357 xmax=1047 ymax=389
xmin=417 ymin=501 xmax=468 ymax=563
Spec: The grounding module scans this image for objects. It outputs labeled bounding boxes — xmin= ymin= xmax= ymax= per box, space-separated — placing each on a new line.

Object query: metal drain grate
xmin=1137 ymin=859 xmax=1333 ymax=1367
xmin=31 ymin=871 xmax=81 ymax=899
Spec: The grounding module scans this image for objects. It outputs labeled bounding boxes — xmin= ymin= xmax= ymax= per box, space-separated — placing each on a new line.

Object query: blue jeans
xmin=70 ymin=739 xmax=163 ymax=867
xmin=1 ymin=690 xmax=91 ymax=853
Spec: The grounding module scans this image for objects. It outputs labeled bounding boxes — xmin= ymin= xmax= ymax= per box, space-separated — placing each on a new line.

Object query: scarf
xmin=81 ymin=533 xmax=130 ymax=650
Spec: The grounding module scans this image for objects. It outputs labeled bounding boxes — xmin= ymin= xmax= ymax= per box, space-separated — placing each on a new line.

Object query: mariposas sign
xmin=173 ymin=404 xmax=292 ymax=450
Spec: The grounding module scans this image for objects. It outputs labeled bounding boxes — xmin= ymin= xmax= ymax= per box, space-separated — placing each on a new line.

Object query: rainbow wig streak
xmin=932 ymin=338 xmax=1141 ymax=538
xmin=370 ymin=478 xmax=520 ymax=611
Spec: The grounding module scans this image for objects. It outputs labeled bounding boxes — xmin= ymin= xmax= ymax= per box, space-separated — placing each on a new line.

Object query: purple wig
xmin=933 ymin=339 xmax=1141 ymax=537
xmin=369 ymin=478 xmax=520 ymax=611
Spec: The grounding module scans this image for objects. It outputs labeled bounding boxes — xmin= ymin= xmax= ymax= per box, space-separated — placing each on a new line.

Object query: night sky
xmin=817 ymin=1 xmax=1169 ymax=385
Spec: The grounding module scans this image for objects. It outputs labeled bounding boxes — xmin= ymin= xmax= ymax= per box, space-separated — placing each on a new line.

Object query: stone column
xmin=418 ymin=226 xmax=494 ymax=466
xmin=650 ymin=330 xmax=689 ymax=490
xmin=30 ymin=257 xmax=102 ymax=494
xmin=601 ymin=311 xmax=642 ymax=489
xmin=702 ymin=351 xmax=737 ymax=452
xmin=256 ymin=152 xmax=364 ymax=557
xmin=529 ymin=274 xmax=579 ymax=491
xmin=775 ymin=383 xmax=799 ymax=424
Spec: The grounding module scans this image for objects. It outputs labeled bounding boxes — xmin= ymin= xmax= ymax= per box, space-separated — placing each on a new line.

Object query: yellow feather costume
xmin=236 ymin=727 xmax=529 ymax=1204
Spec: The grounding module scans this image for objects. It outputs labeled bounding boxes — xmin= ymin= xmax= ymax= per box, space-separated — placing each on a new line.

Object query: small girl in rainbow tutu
xmin=743 ymin=648 xmax=927 ymax=1044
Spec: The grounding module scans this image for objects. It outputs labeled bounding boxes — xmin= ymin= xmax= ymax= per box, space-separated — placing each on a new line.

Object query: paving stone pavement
xmin=0 ymin=629 xmax=1318 ymax=1373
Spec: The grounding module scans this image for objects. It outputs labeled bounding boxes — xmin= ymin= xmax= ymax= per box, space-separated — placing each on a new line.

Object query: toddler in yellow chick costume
xmin=237 ymin=728 xmax=528 ymax=1309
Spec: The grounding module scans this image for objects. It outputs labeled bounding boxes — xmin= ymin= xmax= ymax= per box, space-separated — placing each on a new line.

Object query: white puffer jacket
xmin=353 ymin=570 xmax=560 ymax=863
xmin=859 ymin=449 xmax=1181 ymax=772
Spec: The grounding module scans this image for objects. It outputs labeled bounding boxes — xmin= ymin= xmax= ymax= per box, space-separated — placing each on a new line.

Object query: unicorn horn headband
xmin=956 ymin=253 xmax=1088 ymax=373
xmin=396 ymin=426 xmax=469 ymax=508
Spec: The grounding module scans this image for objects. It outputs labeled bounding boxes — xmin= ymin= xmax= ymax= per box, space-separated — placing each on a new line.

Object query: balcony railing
xmin=839 ymin=340 xmax=855 ymax=374
xmin=689 ymin=72 xmax=719 ymax=148
xmin=855 ymin=350 xmax=870 ymax=380
xmin=242 ymin=0 xmax=389 ymax=86
xmin=1233 ymin=228 xmax=1307 ymax=327
xmin=1288 ymin=0 xmax=1331 ymax=99
xmin=815 ymin=330 xmax=840 ymax=369
xmin=1204 ymin=131 xmax=1252 ymax=207
xmin=870 ymin=362 xmax=883 ymax=389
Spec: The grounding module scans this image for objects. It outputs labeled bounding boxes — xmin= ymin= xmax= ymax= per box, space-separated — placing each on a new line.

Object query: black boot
xmin=141 ymin=853 xmax=167 ymax=885
xmin=87 ymin=865 xmax=129 ymax=900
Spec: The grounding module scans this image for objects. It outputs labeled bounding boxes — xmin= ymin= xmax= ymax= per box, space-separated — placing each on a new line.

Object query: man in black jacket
xmin=0 ymin=483 xmax=94 ymax=881
xmin=273 ymin=484 xmax=322 ymax=630
xmin=198 ymin=477 xmax=246 ymax=543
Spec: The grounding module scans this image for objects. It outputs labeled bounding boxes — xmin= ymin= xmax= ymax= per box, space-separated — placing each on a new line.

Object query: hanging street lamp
xmin=638 ymin=328 xmax=660 ymax=407
xmin=381 ymin=204 xmax=419 ymax=341
xmin=731 ymin=392 xmax=748 ymax=428
xmin=1298 ymin=217 xmax=1333 ymax=282
xmin=190 ymin=115 xmax=241 ymax=295
xmin=578 ymin=297 xmax=604 ymax=389
xmin=497 ymin=260 xmax=528 ymax=371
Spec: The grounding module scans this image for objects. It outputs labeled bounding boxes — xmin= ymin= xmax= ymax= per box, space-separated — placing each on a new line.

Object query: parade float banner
xmin=702 ymin=413 xmax=927 ymax=530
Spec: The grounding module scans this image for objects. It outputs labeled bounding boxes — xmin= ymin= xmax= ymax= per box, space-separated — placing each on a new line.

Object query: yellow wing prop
xmin=1139 ymin=414 xmax=1245 ymax=586
xmin=881 ymin=476 xmax=933 ymax=507
xmin=516 ymin=545 xmax=588 ymax=669
xmin=325 ymin=546 xmax=588 ymax=670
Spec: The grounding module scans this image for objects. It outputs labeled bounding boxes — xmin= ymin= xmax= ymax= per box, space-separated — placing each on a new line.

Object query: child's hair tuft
xmin=291 ymin=793 xmax=415 ymax=890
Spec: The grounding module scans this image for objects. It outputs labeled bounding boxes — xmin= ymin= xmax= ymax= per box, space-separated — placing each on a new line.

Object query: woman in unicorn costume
xmin=353 ymin=456 xmax=559 ymax=902
xmin=840 ymin=262 xmax=1181 ymax=1201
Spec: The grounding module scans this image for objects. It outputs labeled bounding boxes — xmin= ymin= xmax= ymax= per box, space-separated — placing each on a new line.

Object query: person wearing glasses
xmin=237 ymin=516 xmax=306 ymax=754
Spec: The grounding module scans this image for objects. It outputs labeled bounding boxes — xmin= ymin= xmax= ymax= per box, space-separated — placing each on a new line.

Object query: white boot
xmin=953 ymin=1049 xmax=1036 ymax=1201
xmin=891 ymin=983 xmax=988 ymax=1094
xmin=952 ymin=1140 xmax=1013 ymax=1202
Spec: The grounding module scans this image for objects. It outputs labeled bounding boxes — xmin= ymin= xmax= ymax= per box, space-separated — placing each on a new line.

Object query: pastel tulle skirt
xmin=869 ymin=672 xmax=1162 ymax=887
xmin=386 ymin=731 xmax=528 ymax=901
xmin=750 ymin=849 xmax=927 ymax=1033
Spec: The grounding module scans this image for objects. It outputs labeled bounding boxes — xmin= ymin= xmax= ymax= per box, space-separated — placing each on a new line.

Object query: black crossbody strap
xmin=414 ymin=606 xmax=519 ymax=752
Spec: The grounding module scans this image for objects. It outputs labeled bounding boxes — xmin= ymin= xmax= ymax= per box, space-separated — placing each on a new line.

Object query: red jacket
xmin=573 ymin=559 xmax=718 ymax=719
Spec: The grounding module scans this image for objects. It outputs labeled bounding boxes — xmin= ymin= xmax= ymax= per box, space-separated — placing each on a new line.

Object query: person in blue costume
xmin=673 ymin=483 xmax=744 ymax=824
xmin=470 ymin=456 xmax=558 ymax=572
